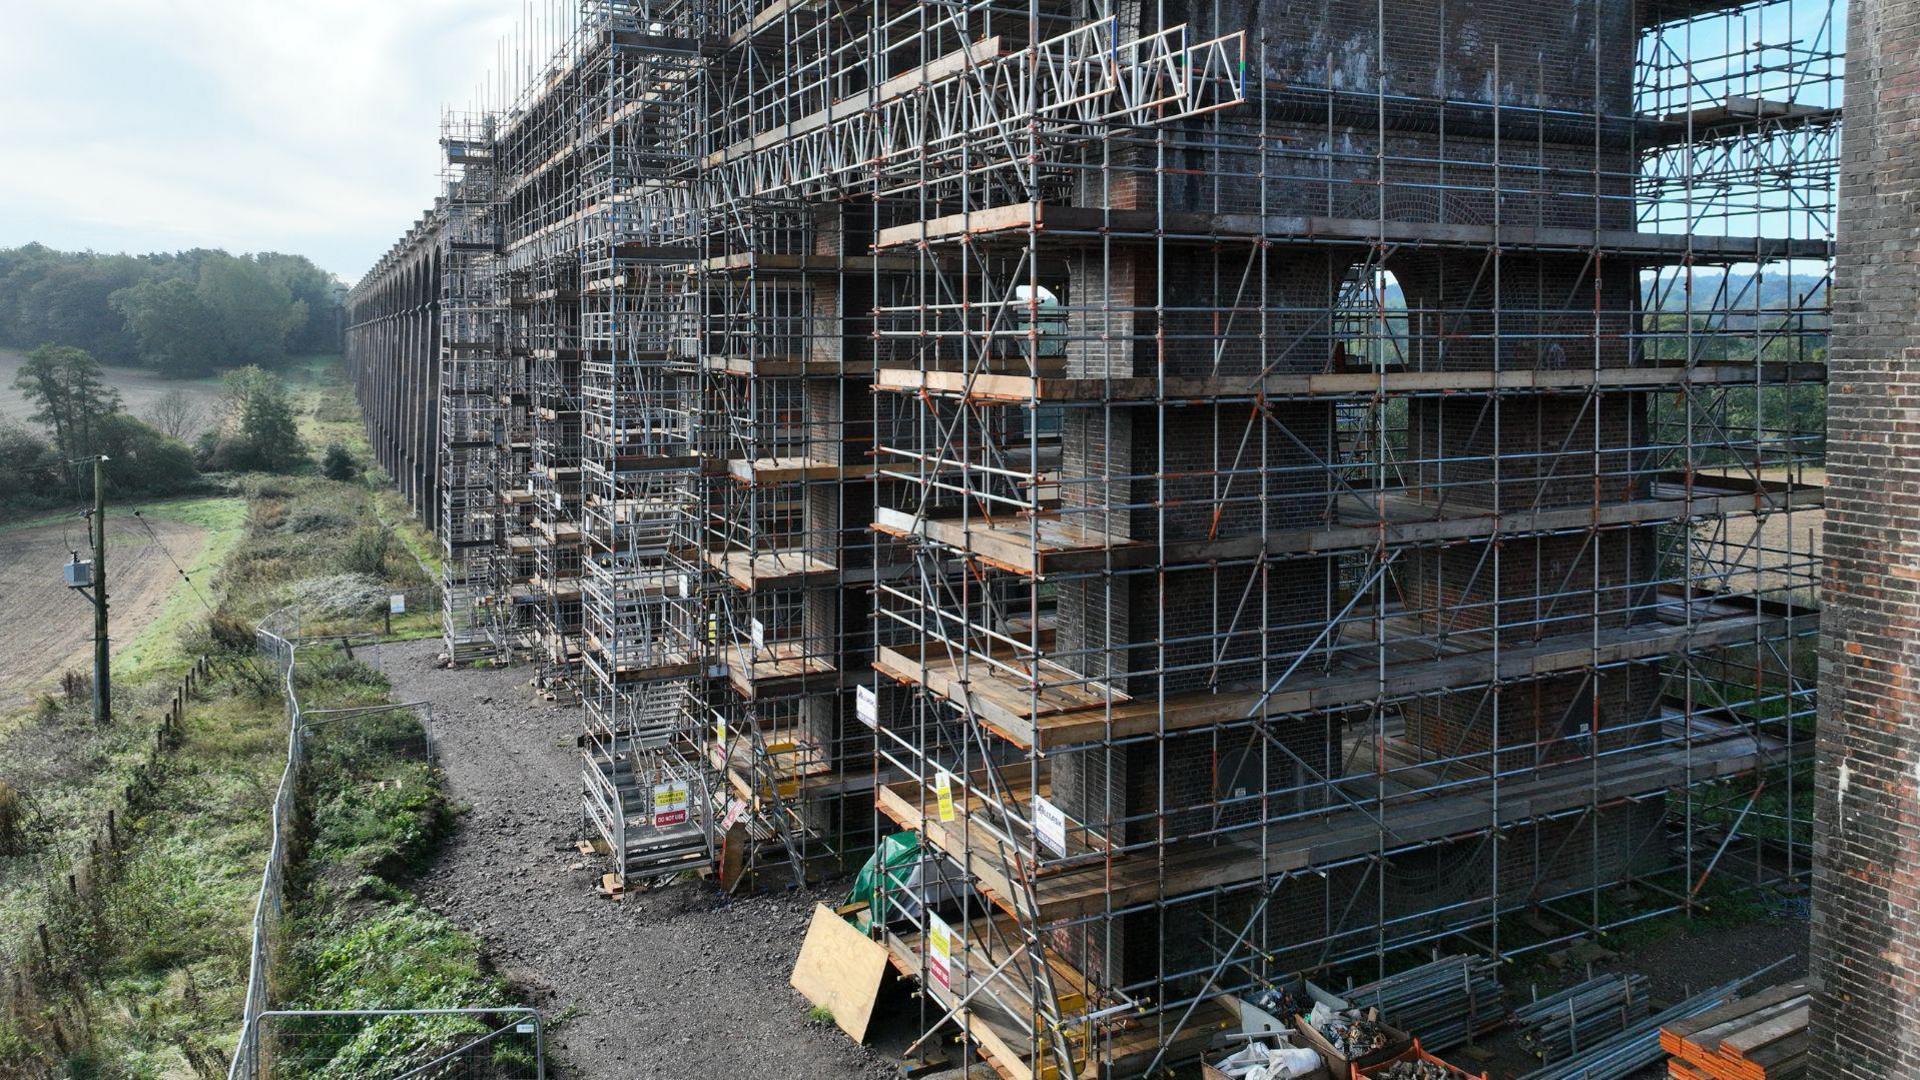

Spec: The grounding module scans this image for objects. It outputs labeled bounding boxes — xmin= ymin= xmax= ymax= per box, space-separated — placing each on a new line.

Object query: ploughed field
xmin=0 ymin=513 xmax=207 ymax=711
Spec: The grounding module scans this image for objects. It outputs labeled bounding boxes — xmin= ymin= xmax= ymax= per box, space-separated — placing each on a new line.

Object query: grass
xmin=0 ymin=648 xmax=292 ymax=1077
xmin=56 ymin=664 xmax=289 ymax=1076
xmin=0 ymin=360 xmax=486 ymax=1077
xmin=113 ymin=496 xmax=248 ymax=683
xmin=292 ymin=356 xmax=442 ymax=583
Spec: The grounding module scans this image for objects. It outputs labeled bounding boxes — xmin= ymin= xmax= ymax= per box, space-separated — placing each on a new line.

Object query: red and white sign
xmin=652 ymin=780 xmax=691 ymax=827
xmin=928 ymin=913 xmax=959 ymax=992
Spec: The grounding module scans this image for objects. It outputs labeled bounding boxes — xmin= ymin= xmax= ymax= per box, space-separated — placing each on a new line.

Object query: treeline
xmin=0 ymin=245 xmax=343 ymax=377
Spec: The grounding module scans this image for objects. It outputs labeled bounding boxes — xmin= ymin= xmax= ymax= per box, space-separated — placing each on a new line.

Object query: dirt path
xmin=374 ymin=639 xmax=891 ymax=1080
xmin=0 ymin=514 xmax=207 ymax=711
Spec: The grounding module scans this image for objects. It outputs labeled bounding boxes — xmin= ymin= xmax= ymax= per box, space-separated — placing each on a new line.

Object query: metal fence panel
xmin=230 ymin=608 xmax=541 ymax=1080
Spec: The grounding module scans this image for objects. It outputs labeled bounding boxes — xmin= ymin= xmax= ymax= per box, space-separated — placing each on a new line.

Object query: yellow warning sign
xmin=935 ymin=770 xmax=957 ymax=823
xmin=652 ymin=780 xmax=691 ymax=826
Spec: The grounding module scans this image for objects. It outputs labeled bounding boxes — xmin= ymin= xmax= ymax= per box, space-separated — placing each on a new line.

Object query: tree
xmin=0 ymin=422 xmax=62 ymax=509
xmin=12 ymin=344 xmax=123 ymax=490
xmin=112 ymin=276 xmax=224 ymax=377
xmin=217 ymin=364 xmax=275 ymax=429
xmin=204 ymin=365 xmax=306 ymax=473
xmin=197 ymin=254 xmax=303 ymax=368
xmin=1 ymin=245 xmax=345 ymax=375
xmin=239 ymin=378 xmax=306 ymax=472
xmin=2 ymin=250 xmax=146 ymax=363
xmin=257 ymin=252 xmax=343 ymax=354
xmin=145 ymin=387 xmax=205 ymax=441
xmin=92 ymin=414 xmax=198 ymax=495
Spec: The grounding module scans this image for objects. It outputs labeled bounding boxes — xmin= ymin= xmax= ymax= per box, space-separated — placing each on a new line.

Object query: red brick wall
xmin=1810 ymin=1 xmax=1920 ymax=1074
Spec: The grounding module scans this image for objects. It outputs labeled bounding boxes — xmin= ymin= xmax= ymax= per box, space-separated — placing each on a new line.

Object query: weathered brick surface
xmin=1810 ymin=2 xmax=1920 ymax=1075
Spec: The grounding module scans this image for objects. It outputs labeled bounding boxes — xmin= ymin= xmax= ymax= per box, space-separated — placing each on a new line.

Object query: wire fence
xmin=252 ymin=1009 xmax=546 ymax=1080
xmin=229 ymin=606 xmax=543 ymax=1080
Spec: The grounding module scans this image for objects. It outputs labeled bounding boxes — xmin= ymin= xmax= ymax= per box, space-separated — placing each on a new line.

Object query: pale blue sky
xmin=0 ymin=2 xmax=518 ymax=283
xmin=0 ymin=1 xmax=1843 ymax=286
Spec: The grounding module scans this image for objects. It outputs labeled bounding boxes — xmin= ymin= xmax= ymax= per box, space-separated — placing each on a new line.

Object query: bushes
xmin=279 ymin=909 xmax=503 ymax=1080
xmin=177 ymin=610 xmax=257 ymax=658
xmin=1 ymin=409 xmax=199 ymax=504
xmin=307 ymin=758 xmax=446 ymax=882
xmin=198 ymin=366 xmax=307 ymax=475
xmin=277 ymin=694 xmax=507 ymax=1080
xmin=340 ymin=526 xmax=392 ymax=576
xmin=5 ymin=344 xmax=202 ymax=506
xmin=213 ymin=479 xmax=429 ymax=624
xmin=0 ymin=780 xmax=32 ymax=856
xmin=94 ymin=413 xmax=199 ymax=496
xmin=0 ymin=422 xmax=62 ymax=511
xmin=320 ymin=443 xmax=359 ymax=482
xmin=296 ymin=907 xmax=493 ymax=1010
xmin=284 ymin=574 xmax=391 ymax=622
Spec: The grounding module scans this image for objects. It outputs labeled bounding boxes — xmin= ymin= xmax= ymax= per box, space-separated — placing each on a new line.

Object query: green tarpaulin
xmin=846 ymin=831 xmax=919 ymax=932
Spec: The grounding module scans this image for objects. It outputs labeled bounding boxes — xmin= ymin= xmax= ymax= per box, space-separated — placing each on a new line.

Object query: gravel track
xmin=371 ymin=638 xmax=1811 ymax=1080
xmin=373 ymin=639 xmax=891 ymax=1080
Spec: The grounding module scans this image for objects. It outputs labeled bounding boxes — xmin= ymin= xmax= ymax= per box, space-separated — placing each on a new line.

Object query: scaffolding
xmin=493 ymin=242 xmax=538 ymax=657
xmin=575 ymin=9 xmax=714 ymax=881
xmin=852 ymin=0 xmax=1832 ymax=1076
xmin=439 ymin=113 xmax=506 ymax=663
xmin=693 ymin=199 xmax=896 ymax=884
xmin=348 ymin=0 xmax=1837 ymax=1073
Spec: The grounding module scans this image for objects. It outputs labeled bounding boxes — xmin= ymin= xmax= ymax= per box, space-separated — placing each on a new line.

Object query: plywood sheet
xmin=791 ymin=903 xmax=890 ymax=1043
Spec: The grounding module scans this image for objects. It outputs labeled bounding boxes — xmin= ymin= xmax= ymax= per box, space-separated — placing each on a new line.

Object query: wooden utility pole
xmin=90 ymin=455 xmax=110 ymax=724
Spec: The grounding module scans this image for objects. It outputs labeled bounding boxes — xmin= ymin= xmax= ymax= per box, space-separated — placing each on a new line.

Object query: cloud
xmin=0 ymin=1 xmax=520 ymax=282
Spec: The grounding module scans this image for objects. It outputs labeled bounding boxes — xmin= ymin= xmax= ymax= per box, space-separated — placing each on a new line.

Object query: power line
xmin=131 ymin=509 xmax=217 ymax=615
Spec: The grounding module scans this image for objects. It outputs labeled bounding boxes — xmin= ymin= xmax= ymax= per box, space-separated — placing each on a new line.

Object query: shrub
xmin=340 ymin=527 xmax=392 ymax=577
xmin=93 ymin=413 xmax=199 ymax=495
xmin=0 ymin=422 xmax=62 ymax=510
xmin=0 ymin=780 xmax=32 ymax=856
xmin=179 ymin=610 xmax=257 ymax=656
xmin=251 ymin=497 xmax=290 ymax=531
xmin=285 ymin=573 xmax=388 ymax=621
xmin=320 ymin=443 xmax=360 ymax=482
xmin=198 ymin=367 xmax=307 ymax=474
xmin=283 ymin=504 xmax=353 ymax=533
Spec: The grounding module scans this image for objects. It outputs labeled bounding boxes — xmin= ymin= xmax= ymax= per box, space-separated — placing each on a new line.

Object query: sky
xmin=0 ymin=2 xmax=520 ymax=285
xmin=0 ymin=1 xmax=1843 ymax=288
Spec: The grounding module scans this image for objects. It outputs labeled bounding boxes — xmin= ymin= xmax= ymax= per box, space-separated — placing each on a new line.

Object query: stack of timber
xmin=1659 ymin=980 xmax=1813 ymax=1080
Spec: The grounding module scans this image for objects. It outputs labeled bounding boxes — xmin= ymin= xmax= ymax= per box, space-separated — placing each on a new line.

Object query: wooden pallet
xmin=1660 ymin=980 xmax=1814 ymax=1080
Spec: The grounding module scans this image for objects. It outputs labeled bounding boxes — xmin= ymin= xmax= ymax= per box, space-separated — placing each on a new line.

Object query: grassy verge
xmin=16 ymin=658 xmax=291 ymax=1076
xmin=296 ymin=357 xmax=441 ymax=583
xmin=266 ymin=658 xmax=519 ymax=1078
xmin=113 ymin=496 xmax=248 ymax=684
